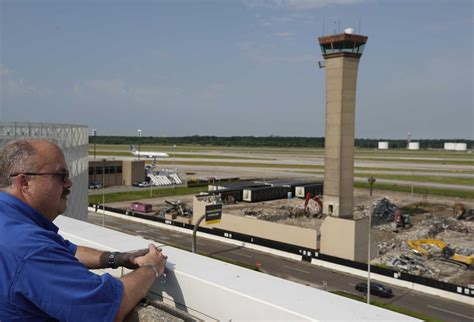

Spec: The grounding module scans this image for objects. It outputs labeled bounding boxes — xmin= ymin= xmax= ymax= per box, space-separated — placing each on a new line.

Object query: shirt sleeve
xmin=62 ymin=238 xmax=78 ymax=255
xmin=10 ymin=245 xmax=123 ymax=322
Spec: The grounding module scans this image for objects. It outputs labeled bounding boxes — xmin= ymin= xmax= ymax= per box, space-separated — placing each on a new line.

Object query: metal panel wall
xmin=0 ymin=122 xmax=88 ymax=221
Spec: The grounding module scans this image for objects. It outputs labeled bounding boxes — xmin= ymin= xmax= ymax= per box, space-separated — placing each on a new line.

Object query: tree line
xmin=89 ymin=136 xmax=472 ymax=149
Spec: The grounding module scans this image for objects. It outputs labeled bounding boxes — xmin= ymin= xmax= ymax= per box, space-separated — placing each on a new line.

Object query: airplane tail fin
xmin=130 ymin=145 xmax=137 ymax=152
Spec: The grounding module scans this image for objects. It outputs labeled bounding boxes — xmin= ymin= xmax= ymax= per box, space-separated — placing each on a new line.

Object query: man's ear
xmin=15 ymin=174 xmax=30 ymax=192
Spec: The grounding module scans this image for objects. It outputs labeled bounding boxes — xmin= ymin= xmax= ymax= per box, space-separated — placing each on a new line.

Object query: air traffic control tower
xmin=318 ymin=30 xmax=373 ymax=261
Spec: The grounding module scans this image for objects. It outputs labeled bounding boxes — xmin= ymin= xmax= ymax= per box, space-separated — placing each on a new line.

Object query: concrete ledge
xmin=58 ymin=214 xmax=414 ymax=321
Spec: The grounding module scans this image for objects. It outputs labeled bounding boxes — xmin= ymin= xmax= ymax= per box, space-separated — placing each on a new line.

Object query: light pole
xmin=92 ymin=128 xmax=97 ymax=160
xmin=368 ymin=176 xmax=376 ymax=197
xmin=366 ymin=176 xmax=376 ymax=305
xmin=137 ymin=129 xmax=142 ymax=160
xmin=172 ymin=144 xmax=176 ymax=189
xmin=192 ymin=214 xmax=207 ymax=253
xmin=102 ymin=158 xmax=106 ymax=227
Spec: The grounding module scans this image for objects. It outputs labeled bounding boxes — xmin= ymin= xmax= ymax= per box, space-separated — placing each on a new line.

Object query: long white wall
xmin=56 ymin=215 xmax=417 ymax=321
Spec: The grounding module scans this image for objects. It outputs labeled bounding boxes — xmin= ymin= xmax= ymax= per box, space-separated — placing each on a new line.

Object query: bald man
xmin=0 ymin=139 xmax=167 ymax=321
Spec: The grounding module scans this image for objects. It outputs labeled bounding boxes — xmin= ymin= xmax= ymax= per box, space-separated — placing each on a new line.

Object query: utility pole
xmin=366 ymin=176 xmax=376 ymax=304
xmin=92 ymin=128 xmax=97 ymax=160
xmin=137 ymin=129 xmax=142 ymax=160
xmin=102 ymin=158 xmax=106 ymax=227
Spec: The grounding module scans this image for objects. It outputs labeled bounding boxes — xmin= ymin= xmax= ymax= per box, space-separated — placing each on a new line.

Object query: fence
xmin=91 ymin=204 xmax=473 ymax=298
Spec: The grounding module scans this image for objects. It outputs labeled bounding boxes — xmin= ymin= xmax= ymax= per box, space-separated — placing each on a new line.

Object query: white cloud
xmin=0 ymin=65 xmax=13 ymax=76
xmin=73 ymin=79 xmax=127 ymax=96
xmin=72 ymin=78 xmax=185 ymax=108
xmin=199 ymin=83 xmax=225 ymax=100
xmin=1 ymin=66 xmax=52 ymax=98
xmin=130 ymin=86 xmax=184 ymax=106
xmin=275 ymin=31 xmax=292 ymax=37
xmin=238 ymin=41 xmax=313 ymax=64
xmin=243 ymin=0 xmax=364 ymax=10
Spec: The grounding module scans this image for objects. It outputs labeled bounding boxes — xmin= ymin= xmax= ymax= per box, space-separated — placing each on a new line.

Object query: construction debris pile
xmin=158 ymin=200 xmax=193 ymax=218
xmin=370 ymin=199 xmax=474 ymax=284
xmin=238 ymin=200 xmax=324 ymax=230
xmin=353 ymin=197 xmax=398 ymax=224
xmin=232 ymin=196 xmax=474 ymax=282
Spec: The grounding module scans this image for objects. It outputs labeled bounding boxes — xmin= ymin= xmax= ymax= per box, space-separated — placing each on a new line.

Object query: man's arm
xmin=115 ymin=244 xmax=167 ymax=321
xmin=75 ymin=246 xmax=106 ymax=269
xmin=75 ymin=246 xmax=148 ymax=269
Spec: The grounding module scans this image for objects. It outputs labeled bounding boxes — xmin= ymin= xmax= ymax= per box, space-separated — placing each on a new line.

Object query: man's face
xmin=27 ymin=142 xmax=72 ymax=220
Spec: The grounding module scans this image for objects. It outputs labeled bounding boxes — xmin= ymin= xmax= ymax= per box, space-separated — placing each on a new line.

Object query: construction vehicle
xmin=304 ymin=192 xmax=323 ymax=216
xmin=407 ymin=239 xmax=474 ymax=269
xmin=393 ymin=209 xmax=412 ymax=230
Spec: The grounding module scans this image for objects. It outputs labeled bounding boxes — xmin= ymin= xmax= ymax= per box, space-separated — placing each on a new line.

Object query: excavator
xmin=407 ymin=239 xmax=474 ymax=269
xmin=304 ymin=192 xmax=323 ymax=216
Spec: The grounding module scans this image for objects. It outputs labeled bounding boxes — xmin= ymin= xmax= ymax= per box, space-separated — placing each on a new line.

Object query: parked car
xmin=88 ymin=182 xmax=102 ymax=189
xmin=138 ymin=181 xmax=151 ymax=188
xmin=355 ymin=282 xmax=393 ymax=298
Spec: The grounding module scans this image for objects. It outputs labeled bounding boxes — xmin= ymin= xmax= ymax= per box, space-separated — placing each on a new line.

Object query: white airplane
xmin=130 ymin=145 xmax=169 ymax=158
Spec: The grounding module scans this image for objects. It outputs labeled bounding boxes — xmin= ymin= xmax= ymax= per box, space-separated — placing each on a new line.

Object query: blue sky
xmin=1 ymin=0 xmax=472 ymax=139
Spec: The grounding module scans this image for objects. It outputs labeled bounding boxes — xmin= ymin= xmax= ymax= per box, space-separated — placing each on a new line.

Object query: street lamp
xmin=92 ymin=128 xmax=97 ymax=160
xmin=172 ymin=144 xmax=176 ymax=189
xmin=102 ymin=158 xmax=106 ymax=227
xmin=367 ymin=176 xmax=376 ymax=197
xmin=137 ymin=129 xmax=142 ymax=161
xmin=366 ymin=176 xmax=376 ymax=305
xmin=173 ymin=144 xmax=176 ymax=168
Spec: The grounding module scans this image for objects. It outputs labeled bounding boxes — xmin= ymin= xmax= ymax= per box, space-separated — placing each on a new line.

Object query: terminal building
xmin=88 ymin=159 xmax=145 ymax=187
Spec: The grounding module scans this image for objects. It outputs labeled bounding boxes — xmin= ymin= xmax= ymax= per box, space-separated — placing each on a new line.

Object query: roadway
xmin=88 ymin=212 xmax=473 ymax=322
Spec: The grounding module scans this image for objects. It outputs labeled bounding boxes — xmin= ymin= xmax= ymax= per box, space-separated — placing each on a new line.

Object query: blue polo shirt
xmin=0 ymin=192 xmax=123 ymax=321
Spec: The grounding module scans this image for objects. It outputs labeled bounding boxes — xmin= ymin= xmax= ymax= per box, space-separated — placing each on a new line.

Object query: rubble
xmin=159 ymin=200 xmax=193 ymax=218
xmin=108 ymin=189 xmax=474 ymax=286
xmin=371 ymin=198 xmax=398 ymax=224
xmin=457 ymin=208 xmax=474 ymax=221
xmin=390 ymin=254 xmax=433 ymax=277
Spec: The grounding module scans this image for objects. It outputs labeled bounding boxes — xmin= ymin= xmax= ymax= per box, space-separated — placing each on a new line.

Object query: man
xmin=0 ymin=139 xmax=167 ymax=321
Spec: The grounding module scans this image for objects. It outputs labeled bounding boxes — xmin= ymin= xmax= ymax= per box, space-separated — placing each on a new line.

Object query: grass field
xmin=91 ymin=144 xmax=473 ymax=157
xmin=88 ymin=186 xmax=205 ymax=204
xmin=88 ymin=144 xmax=473 ymax=199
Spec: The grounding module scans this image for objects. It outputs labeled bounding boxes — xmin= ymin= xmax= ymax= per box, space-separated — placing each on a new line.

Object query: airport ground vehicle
xmin=407 ymin=239 xmax=474 ymax=269
xmin=355 ymin=282 xmax=394 ymax=298
xmin=394 ymin=209 xmax=412 ymax=228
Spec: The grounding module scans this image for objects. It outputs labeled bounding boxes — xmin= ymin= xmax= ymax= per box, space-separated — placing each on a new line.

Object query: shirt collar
xmin=0 ymin=192 xmax=59 ymax=233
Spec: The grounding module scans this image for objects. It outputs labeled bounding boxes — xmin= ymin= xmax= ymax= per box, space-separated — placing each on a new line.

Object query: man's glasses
xmin=10 ymin=172 xmax=70 ymax=183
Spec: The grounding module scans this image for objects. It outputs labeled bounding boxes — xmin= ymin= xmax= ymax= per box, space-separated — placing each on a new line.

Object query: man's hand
xmin=115 ymin=244 xmax=168 ymax=320
xmin=114 ymin=248 xmax=149 ymax=269
xmin=134 ymin=244 xmax=167 ymax=277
